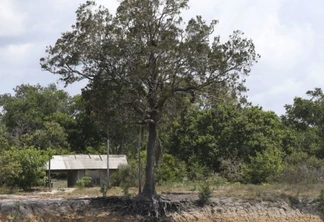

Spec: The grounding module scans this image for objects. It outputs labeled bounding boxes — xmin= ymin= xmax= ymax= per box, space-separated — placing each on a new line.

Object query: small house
xmin=46 ymin=154 xmax=127 ymax=187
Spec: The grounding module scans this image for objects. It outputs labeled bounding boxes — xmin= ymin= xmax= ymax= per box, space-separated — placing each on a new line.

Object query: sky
xmin=0 ymin=0 xmax=323 ymax=115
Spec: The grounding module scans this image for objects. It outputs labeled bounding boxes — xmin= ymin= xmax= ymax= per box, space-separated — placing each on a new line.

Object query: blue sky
xmin=0 ymin=0 xmax=323 ymax=115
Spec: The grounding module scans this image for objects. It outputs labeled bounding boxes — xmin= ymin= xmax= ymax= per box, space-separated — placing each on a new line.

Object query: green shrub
xmin=155 ymin=153 xmax=187 ymax=184
xmin=244 ymin=146 xmax=284 ymax=184
xmin=76 ymin=175 xmax=92 ymax=188
xmin=0 ymin=149 xmax=22 ymax=187
xmin=198 ymin=182 xmax=213 ymax=205
xmin=111 ymin=164 xmax=137 ymax=196
xmin=206 ymin=174 xmax=228 ymax=187
xmin=17 ymin=147 xmax=50 ymax=190
xmin=187 ymin=155 xmax=211 ymax=181
xmin=0 ymin=147 xmax=50 ymax=190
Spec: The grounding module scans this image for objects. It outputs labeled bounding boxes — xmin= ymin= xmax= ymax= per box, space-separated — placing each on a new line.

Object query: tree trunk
xmin=140 ymin=121 xmax=158 ymax=200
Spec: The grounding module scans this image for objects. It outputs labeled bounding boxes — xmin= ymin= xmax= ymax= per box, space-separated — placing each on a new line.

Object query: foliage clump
xmin=198 ymin=182 xmax=213 ymax=205
xmin=76 ymin=175 xmax=93 ymax=188
xmin=0 ymin=147 xmax=50 ymax=190
xmin=155 ymin=153 xmax=187 ymax=184
xmin=244 ymin=146 xmax=284 ymax=184
xmin=111 ymin=164 xmax=138 ymax=197
xmin=219 ymin=157 xmax=245 ymax=183
xmin=278 ymin=152 xmax=324 ymax=184
xmin=186 ymin=155 xmax=211 ymax=181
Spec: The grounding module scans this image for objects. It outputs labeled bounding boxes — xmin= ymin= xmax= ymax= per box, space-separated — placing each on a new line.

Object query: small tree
xmin=198 ymin=182 xmax=213 ymax=205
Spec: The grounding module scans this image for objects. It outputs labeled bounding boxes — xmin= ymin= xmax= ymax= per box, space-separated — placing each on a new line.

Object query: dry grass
xmin=3 ymin=180 xmax=324 ymax=201
xmin=156 ymin=181 xmax=324 ymax=201
xmin=59 ymin=183 xmax=324 ymax=200
xmin=216 ymin=183 xmax=324 ymax=200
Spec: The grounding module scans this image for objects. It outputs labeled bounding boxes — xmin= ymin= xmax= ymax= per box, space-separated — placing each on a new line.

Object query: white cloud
xmin=182 ymin=0 xmax=316 ymax=114
xmin=269 ymin=78 xmax=303 ymax=96
xmin=200 ymin=0 xmax=317 ymax=114
xmin=0 ymin=43 xmax=33 ymax=64
xmin=0 ymin=0 xmax=26 ymax=37
xmin=308 ymin=61 xmax=324 ymax=87
xmin=0 ymin=0 xmax=324 ymax=115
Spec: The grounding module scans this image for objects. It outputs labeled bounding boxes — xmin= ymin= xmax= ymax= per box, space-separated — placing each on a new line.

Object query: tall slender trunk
xmin=140 ymin=121 xmax=157 ymax=200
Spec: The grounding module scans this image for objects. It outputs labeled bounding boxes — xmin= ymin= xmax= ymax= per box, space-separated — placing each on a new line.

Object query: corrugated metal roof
xmin=46 ymin=154 xmax=128 ymax=170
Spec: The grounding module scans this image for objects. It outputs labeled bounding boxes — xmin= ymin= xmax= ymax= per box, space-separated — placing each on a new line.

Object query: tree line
xmin=1 ymin=83 xmax=324 ymax=189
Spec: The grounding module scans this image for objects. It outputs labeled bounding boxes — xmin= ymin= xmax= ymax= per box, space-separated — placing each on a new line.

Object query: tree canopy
xmin=0 ymin=84 xmax=72 ymax=150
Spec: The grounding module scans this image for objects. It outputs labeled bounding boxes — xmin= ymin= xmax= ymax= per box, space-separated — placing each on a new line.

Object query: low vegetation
xmin=198 ymin=182 xmax=213 ymax=205
xmin=76 ymin=175 xmax=93 ymax=188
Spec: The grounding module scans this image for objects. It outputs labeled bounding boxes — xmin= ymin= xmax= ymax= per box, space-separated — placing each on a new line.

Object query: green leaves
xmin=0 ymin=122 xmax=9 ymax=151
xmin=0 ymin=149 xmax=22 ymax=187
xmin=0 ymin=84 xmax=73 ymax=152
xmin=282 ymin=88 xmax=324 ymax=157
xmin=21 ymin=121 xmax=70 ymax=153
xmin=244 ymin=145 xmax=284 ymax=184
xmin=0 ymin=147 xmax=50 ymax=190
xmin=155 ymin=153 xmax=187 ymax=184
xmin=169 ymin=104 xmax=290 ymax=183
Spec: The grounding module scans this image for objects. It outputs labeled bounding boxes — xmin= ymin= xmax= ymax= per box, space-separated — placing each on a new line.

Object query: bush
xmin=0 ymin=147 xmax=50 ymax=190
xmin=0 ymin=149 xmax=22 ymax=188
xmin=278 ymin=152 xmax=324 ymax=184
xmin=187 ymin=155 xmax=211 ymax=181
xmin=17 ymin=147 xmax=50 ymax=190
xmin=244 ymin=146 xmax=284 ymax=184
xmin=155 ymin=153 xmax=187 ymax=184
xmin=76 ymin=175 xmax=92 ymax=188
xmin=219 ymin=157 xmax=244 ymax=183
xmin=111 ymin=164 xmax=138 ymax=196
xmin=198 ymin=182 xmax=213 ymax=205
xmin=206 ymin=174 xmax=228 ymax=187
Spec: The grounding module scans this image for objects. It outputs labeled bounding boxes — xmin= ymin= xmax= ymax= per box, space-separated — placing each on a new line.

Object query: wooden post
xmin=138 ymin=127 xmax=142 ymax=194
xmin=107 ymin=138 xmax=110 ymax=186
xmin=48 ymin=157 xmax=51 ymax=189
xmin=48 ymin=140 xmax=52 ymax=189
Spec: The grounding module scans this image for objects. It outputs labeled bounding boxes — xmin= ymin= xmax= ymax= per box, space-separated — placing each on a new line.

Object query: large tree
xmin=41 ymin=0 xmax=258 ymax=200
